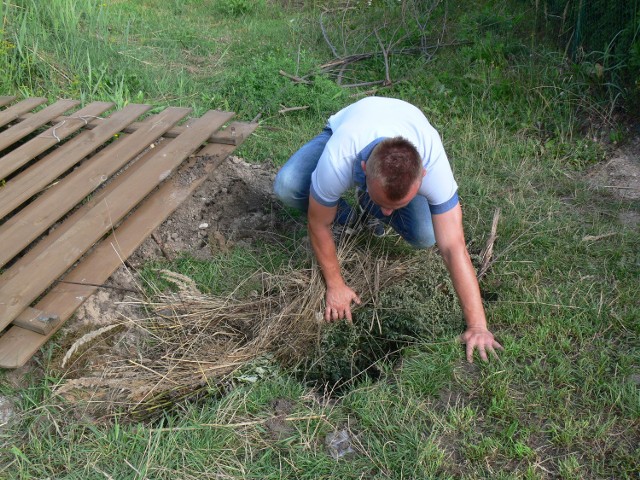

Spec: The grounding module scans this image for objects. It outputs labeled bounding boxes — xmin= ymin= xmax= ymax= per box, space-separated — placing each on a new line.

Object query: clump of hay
xmin=55 ymin=239 xmax=424 ymax=419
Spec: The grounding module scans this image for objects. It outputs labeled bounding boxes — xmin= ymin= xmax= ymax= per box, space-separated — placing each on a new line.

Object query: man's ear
xmin=422 ymin=168 xmax=427 ymax=177
xmin=361 ymin=160 xmax=367 ymax=173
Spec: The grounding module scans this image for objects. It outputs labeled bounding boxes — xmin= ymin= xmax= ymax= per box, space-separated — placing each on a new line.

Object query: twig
xmin=337 ymin=63 xmax=348 ymax=85
xmin=278 ymin=106 xmax=309 ymax=114
xmin=598 ymin=185 xmax=639 ymax=190
xmin=477 ymin=208 xmax=500 ymax=280
xmin=318 ymin=53 xmax=374 ymax=72
xmin=148 ymin=414 xmax=327 ymax=432
xmin=279 ymin=69 xmax=312 ymax=84
xmin=320 ymin=10 xmax=339 ymax=58
xmin=151 ymin=232 xmax=173 ymax=261
xmin=54 ymin=279 xmax=140 ymax=294
xmin=374 ymin=28 xmax=392 ymax=86
xmin=349 ymin=86 xmax=390 ymax=98
xmin=496 ymin=300 xmax=582 ymax=310
xmin=342 ymin=80 xmax=385 ymax=88
xmin=582 ymin=232 xmax=616 ymax=242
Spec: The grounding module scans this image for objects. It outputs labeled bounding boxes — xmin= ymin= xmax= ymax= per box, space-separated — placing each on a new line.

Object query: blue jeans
xmin=274 ymin=128 xmax=436 ymax=249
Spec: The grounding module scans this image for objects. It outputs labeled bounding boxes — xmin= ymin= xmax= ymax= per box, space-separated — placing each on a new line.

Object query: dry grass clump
xmin=55 ymin=239 xmax=418 ymax=419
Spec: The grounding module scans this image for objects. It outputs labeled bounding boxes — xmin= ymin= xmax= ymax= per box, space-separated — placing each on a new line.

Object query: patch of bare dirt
xmin=264 ymin=398 xmax=297 ymax=440
xmin=129 ymin=156 xmax=287 ymax=264
xmin=588 ymin=130 xmax=640 ymax=219
xmin=586 ymin=128 xmax=640 ymax=233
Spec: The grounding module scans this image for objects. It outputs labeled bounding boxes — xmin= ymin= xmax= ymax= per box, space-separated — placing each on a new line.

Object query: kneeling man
xmin=274 ymin=96 xmax=502 ymax=362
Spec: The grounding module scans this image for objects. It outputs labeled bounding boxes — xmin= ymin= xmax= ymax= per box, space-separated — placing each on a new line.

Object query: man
xmin=274 ymin=97 xmax=502 ymax=362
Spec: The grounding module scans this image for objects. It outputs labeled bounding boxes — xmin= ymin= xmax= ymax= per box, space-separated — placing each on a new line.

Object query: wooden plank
xmin=0 ymin=97 xmax=48 ymax=129
xmin=0 ymin=107 xmax=192 ymax=268
xmin=12 ymin=307 xmax=59 ymax=335
xmin=0 ymin=102 xmax=114 ymax=180
xmin=0 ymin=103 xmax=151 ymax=218
xmin=0 ymin=120 xmax=210 ymax=285
xmin=0 ymin=118 xmax=207 ymax=285
xmin=0 ymin=96 xmax=16 ymax=107
xmin=17 ymin=112 xmax=247 ymax=145
xmin=0 ymin=99 xmax=80 ymax=153
xmin=0 ymin=134 xmax=178 ymax=287
xmin=0 ymin=121 xmax=257 ymax=368
xmin=0 ymin=110 xmax=233 ymax=331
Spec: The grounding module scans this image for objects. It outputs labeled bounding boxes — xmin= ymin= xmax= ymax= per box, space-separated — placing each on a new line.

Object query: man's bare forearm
xmin=308 ymin=220 xmax=345 ymax=288
xmin=440 ymin=246 xmax=487 ymax=330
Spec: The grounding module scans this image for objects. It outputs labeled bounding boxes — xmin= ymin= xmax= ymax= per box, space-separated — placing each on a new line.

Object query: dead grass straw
xmin=55 ymin=236 xmax=418 ymax=419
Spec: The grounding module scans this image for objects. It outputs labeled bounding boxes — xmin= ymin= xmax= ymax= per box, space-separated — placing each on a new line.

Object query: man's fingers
xmin=354 ymin=294 xmax=362 ymax=305
xmin=478 ymin=346 xmax=489 ymax=362
xmin=493 ymin=340 xmax=504 ymax=350
xmin=466 ymin=342 xmax=474 ymax=363
xmin=345 ymin=308 xmax=353 ymax=324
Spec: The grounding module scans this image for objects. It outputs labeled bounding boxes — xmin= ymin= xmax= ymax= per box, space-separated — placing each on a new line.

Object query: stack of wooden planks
xmin=0 ymin=96 xmax=257 ymax=368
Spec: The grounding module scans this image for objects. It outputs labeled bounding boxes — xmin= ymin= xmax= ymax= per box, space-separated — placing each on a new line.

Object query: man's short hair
xmin=367 ymin=137 xmax=422 ymax=201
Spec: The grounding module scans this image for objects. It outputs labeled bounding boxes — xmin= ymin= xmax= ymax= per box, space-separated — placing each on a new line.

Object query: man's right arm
xmin=308 ymin=196 xmax=361 ymax=322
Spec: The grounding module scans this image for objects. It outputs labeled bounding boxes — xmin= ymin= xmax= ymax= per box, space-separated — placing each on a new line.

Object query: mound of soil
xmin=131 ymin=155 xmax=286 ymax=263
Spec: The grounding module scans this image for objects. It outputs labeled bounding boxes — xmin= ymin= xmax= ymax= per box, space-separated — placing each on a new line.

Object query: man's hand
xmin=459 ymin=327 xmax=503 ymax=363
xmin=307 ymin=197 xmax=362 ymax=324
xmin=325 ymin=283 xmax=361 ymax=323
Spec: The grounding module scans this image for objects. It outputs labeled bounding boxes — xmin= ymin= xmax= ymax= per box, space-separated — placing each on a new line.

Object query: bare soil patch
xmin=587 ymin=130 xmax=640 ymax=229
xmin=130 ymin=155 xmax=286 ymax=263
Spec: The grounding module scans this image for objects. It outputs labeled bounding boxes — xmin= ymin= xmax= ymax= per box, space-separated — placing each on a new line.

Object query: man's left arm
xmin=432 ymin=203 xmax=503 ymax=362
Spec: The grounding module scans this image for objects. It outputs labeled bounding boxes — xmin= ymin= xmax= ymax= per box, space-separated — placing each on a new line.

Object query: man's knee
xmin=273 ymin=169 xmax=292 ymax=202
xmin=273 ymin=168 xmax=308 ymax=211
xmin=405 ymin=228 xmax=436 ymax=249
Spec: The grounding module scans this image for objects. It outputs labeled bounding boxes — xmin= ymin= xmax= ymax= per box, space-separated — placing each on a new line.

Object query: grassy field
xmin=1 ymin=0 xmax=639 ymax=478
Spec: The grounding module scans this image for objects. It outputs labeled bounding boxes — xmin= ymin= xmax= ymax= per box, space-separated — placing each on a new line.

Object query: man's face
xmin=363 ymin=161 xmax=425 ymax=216
xmin=365 ymin=177 xmax=422 ymax=216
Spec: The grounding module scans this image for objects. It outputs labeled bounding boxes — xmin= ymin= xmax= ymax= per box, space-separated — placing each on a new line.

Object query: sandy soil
xmin=587 ymin=130 xmax=640 ymax=228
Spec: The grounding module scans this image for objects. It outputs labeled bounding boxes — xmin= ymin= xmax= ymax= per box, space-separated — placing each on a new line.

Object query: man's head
xmin=363 ymin=137 xmax=425 ymax=216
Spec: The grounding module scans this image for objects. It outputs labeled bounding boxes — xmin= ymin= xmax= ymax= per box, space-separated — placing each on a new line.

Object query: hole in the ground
xmin=53 ymin=157 xmax=465 ymax=420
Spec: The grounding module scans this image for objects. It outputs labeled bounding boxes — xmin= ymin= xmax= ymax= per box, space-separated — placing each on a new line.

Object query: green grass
xmin=1 ymin=0 xmax=639 ymax=478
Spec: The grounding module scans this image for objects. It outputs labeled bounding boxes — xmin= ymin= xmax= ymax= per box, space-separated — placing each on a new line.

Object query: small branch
xmin=279 ymin=70 xmax=312 ymax=84
xmin=342 ymin=80 xmax=385 ymax=88
xmin=320 ymin=10 xmax=339 ymax=58
xmin=318 ymin=53 xmax=374 ymax=72
xmin=337 ymin=63 xmax=348 ymax=85
xmin=152 ymin=232 xmax=173 ymax=261
xmin=582 ymin=232 xmax=616 ymax=242
xmin=477 ymin=208 xmax=500 ymax=280
xmin=148 ymin=414 xmax=327 ymax=432
xmin=374 ymin=29 xmax=392 ymax=86
xmin=55 ymin=280 xmax=141 ymax=294
xmin=278 ymin=106 xmax=309 ymax=114
xmin=349 ymin=85 xmax=391 ymax=98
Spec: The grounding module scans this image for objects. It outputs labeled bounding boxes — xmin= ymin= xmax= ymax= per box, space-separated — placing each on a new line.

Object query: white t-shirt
xmin=310 ymin=97 xmax=458 ymax=214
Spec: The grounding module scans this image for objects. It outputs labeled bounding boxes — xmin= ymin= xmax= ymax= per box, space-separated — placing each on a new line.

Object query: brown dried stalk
xmin=55 ymin=237 xmax=414 ymax=419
